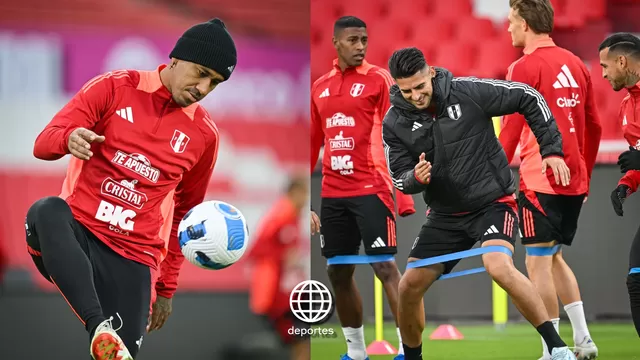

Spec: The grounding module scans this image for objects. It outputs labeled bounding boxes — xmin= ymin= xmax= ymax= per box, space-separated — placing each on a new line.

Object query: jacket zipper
xmin=153 ymin=100 xmax=171 ymax=134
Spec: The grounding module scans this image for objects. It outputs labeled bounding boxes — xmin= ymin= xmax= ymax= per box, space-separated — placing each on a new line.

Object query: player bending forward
xmin=26 ymin=19 xmax=235 ymax=360
xmin=248 ymin=175 xmax=311 ymax=360
xmin=598 ymin=32 xmax=640 ymax=337
xmin=311 ymin=16 xmax=416 ymax=360
xmin=383 ymin=47 xmax=577 ymax=360
xmin=499 ymin=1 xmax=601 ymax=358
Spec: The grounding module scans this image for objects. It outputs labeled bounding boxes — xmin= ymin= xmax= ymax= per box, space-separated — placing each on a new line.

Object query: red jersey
xmin=311 ymin=59 xmax=415 ymax=215
xmin=617 ymin=82 xmax=640 ymax=192
xmin=33 ymin=65 xmax=219 ymax=299
xmin=247 ymin=197 xmax=304 ymax=319
xmin=499 ymin=39 xmax=602 ymax=196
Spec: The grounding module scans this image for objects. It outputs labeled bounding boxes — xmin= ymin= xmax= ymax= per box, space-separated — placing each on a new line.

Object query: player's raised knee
xmin=399 ymin=267 xmax=436 ymax=295
xmin=27 ymin=196 xmax=71 ymax=223
xmin=482 ymin=252 xmax=514 ymax=278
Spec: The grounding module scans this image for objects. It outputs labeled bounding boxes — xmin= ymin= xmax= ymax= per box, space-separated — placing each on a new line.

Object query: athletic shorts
xmin=409 ymin=199 xmax=518 ymax=275
xmin=517 ymin=190 xmax=585 ymax=246
xmin=264 ymin=311 xmax=309 ymax=345
xmin=319 ymin=193 xmax=396 ymax=258
xmin=25 ymin=210 xmax=152 ymax=358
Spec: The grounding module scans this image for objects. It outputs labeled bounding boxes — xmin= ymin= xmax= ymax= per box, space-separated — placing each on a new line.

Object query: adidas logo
xmin=484 ymin=225 xmax=500 ymax=236
xmin=412 ymin=121 xmax=422 ymax=131
xmin=371 ymin=237 xmax=386 ymax=248
xmin=228 ymin=65 xmax=235 ymax=73
xmin=552 ymin=65 xmax=579 ymax=89
xmin=116 ymin=107 xmax=133 ymax=123
xmin=319 ymin=88 xmax=329 ymax=98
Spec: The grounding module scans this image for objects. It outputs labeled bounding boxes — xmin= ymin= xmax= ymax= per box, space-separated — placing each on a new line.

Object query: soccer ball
xmin=178 ymin=200 xmax=250 ymax=270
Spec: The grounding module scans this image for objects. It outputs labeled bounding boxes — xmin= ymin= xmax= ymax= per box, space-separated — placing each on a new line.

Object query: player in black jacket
xmin=383 ymin=48 xmax=577 ymax=360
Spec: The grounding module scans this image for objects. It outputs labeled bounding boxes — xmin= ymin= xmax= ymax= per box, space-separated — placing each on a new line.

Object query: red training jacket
xmin=311 ymin=59 xmax=415 ymax=216
xmin=500 ymin=38 xmax=602 ymax=197
xmin=33 ymin=64 xmax=219 ymax=299
xmin=247 ymin=196 xmax=305 ymax=319
xmin=618 ymin=82 xmax=640 ymax=191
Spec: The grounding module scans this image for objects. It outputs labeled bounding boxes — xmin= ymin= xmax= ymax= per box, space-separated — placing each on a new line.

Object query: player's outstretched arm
xmin=455 ymin=77 xmax=570 ymax=185
xmin=382 ymin=118 xmax=429 ymax=194
xmin=33 ymin=71 xmax=118 ymax=161
xmin=454 ymin=76 xmax=564 ymax=159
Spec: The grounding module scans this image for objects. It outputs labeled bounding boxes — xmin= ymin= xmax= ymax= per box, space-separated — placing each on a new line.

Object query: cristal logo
xmin=557 ymin=94 xmax=580 ymax=108
xmin=328 ymin=131 xmax=355 ymax=151
xmin=101 ymin=178 xmax=148 ymax=210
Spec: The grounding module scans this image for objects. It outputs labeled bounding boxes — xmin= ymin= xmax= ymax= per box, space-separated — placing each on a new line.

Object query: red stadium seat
xmin=571 ymin=0 xmax=606 ymax=20
xmin=408 ymin=18 xmax=455 ymax=44
xmin=431 ymin=0 xmax=472 ymax=20
xmin=471 ymin=38 xmax=520 ymax=79
xmin=367 ymin=18 xmax=413 ymax=49
xmin=312 ymin=44 xmax=336 ymax=82
xmin=455 ymin=17 xmax=497 ymax=42
xmin=432 ymin=42 xmax=478 ymax=77
xmin=336 ymin=0 xmax=386 ymax=25
xmin=384 ymin=0 xmax=432 ymax=23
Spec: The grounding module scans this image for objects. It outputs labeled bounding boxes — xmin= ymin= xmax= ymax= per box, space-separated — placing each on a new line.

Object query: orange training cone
xmin=429 ymin=324 xmax=464 ymax=340
xmin=366 ymin=340 xmax=397 ymax=355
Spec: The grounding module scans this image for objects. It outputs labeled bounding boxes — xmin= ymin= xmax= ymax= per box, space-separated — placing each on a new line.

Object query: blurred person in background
xmin=310 ymin=15 xmax=416 ymax=360
xmin=0 ymin=240 xmax=5 ymax=294
xmin=24 ymin=18 xmax=236 ymax=360
xmin=247 ymin=174 xmax=311 ymax=360
xmin=499 ymin=1 xmax=601 ymax=358
xmin=598 ymin=32 xmax=640 ymax=337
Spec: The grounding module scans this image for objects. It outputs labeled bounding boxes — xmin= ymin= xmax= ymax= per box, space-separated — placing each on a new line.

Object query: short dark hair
xmin=333 ymin=16 xmax=366 ymax=35
xmin=509 ymin=0 xmax=554 ymax=34
xmin=388 ymin=47 xmax=427 ymax=79
xmin=599 ymin=33 xmax=640 ymax=60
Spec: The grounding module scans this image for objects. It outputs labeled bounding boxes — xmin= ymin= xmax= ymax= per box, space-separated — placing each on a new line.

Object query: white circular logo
xmin=289 ymin=280 xmax=333 ymax=324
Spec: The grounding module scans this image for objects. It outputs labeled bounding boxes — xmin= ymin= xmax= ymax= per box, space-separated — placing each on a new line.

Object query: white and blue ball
xmin=178 ymin=200 xmax=249 ymax=270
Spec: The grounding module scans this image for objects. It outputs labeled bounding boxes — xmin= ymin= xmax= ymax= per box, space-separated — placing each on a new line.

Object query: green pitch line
xmin=311 ymin=323 xmax=639 ymax=359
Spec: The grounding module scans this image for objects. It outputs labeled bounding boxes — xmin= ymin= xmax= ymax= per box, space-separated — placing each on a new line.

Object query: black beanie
xmin=169 ymin=18 xmax=237 ymax=81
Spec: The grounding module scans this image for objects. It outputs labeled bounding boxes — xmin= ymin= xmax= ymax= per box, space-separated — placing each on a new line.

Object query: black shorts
xmin=517 ymin=190 xmax=585 ymax=246
xmin=409 ymin=199 xmax=518 ymax=275
xmin=26 ymin=210 xmax=152 ymax=358
xmin=320 ymin=193 xmax=397 ymax=258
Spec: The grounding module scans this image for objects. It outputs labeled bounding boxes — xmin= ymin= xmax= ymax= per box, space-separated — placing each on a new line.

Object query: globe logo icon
xmin=289 ymin=280 xmax=334 ymax=324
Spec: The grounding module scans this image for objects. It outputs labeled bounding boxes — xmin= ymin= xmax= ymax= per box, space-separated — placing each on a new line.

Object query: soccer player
xmin=248 ymin=175 xmax=310 ymax=360
xmin=598 ymin=32 xmax=640 ymax=336
xmin=499 ymin=1 xmax=601 ymax=358
xmin=384 ymin=47 xmax=578 ymax=360
xmin=25 ymin=19 xmax=236 ymax=360
xmin=310 ymin=16 xmax=416 ymax=360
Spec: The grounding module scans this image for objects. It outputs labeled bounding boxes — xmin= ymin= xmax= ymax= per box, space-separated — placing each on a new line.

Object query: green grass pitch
xmin=311 ymin=322 xmax=639 ymax=359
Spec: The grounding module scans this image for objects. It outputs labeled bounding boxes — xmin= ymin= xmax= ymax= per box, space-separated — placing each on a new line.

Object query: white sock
xmin=342 ymin=326 xmax=367 ymax=360
xmin=564 ymin=301 xmax=591 ymax=344
xmin=541 ymin=318 xmax=560 ymax=358
xmin=552 ymin=317 xmax=560 ymax=334
xmin=396 ymin=327 xmax=404 ymax=355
